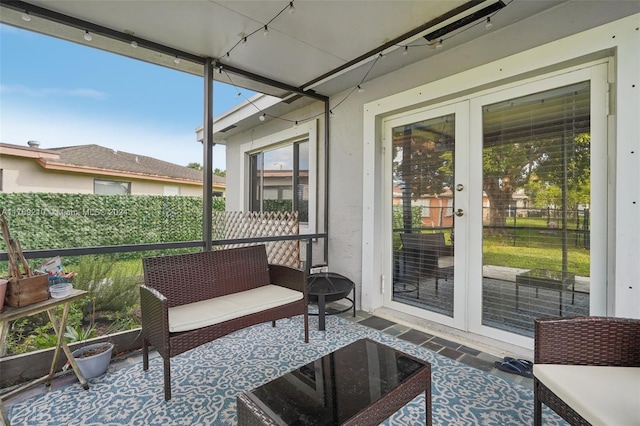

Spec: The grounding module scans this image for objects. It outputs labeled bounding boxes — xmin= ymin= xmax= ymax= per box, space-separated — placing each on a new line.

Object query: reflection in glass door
xmin=481 ymin=82 xmax=591 ymax=337
xmin=391 ymin=114 xmax=456 ymax=317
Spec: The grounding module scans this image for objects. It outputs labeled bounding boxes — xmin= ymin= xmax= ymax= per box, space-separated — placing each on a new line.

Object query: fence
xmin=213 ymin=211 xmax=300 ymax=267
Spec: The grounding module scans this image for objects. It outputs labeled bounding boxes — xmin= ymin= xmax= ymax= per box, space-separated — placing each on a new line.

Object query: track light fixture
xmin=21 ymin=11 xmax=30 ymax=22
xmin=288 ymin=2 xmax=296 ymax=15
xmin=83 ymin=31 xmax=92 ymax=41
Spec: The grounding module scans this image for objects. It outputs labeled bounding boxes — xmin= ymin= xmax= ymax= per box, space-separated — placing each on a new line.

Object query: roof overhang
xmin=1 ymin=0 xmax=529 ymax=100
xmin=2 ymin=0 xmax=638 ymax=141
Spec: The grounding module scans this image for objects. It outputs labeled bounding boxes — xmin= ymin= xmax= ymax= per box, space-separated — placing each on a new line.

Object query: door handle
xmin=455 ymin=209 xmax=464 ymax=217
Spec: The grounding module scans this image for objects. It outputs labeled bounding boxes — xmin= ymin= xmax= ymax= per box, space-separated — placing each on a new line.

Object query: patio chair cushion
xmin=533 ymin=364 xmax=640 ymax=426
xmin=437 ymin=256 xmax=454 ymax=269
xmin=168 ymin=284 xmax=304 ymax=333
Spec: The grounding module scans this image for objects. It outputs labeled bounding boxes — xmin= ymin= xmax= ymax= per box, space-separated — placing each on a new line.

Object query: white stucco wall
xmin=223 ymin=7 xmax=639 ymax=323
xmin=0 ymin=157 xmax=93 ymax=193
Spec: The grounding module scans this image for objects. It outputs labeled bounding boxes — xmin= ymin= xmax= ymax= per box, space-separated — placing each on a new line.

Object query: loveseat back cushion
xmin=168 ymin=284 xmax=303 ymax=332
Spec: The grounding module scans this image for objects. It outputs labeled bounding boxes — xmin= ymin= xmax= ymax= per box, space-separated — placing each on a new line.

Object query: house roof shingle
xmin=45 ymin=144 xmax=224 ymax=186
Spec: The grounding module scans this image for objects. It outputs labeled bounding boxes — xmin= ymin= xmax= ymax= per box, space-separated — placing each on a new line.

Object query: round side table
xmin=307 ymin=272 xmax=355 ymax=331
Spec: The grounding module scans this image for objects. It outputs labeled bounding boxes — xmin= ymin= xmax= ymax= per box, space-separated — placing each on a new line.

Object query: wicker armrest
xmin=140 ymin=285 xmax=170 ymax=357
xmin=534 ymin=316 xmax=640 ymax=367
xmin=268 ymin=264 xmax=307 ymax=298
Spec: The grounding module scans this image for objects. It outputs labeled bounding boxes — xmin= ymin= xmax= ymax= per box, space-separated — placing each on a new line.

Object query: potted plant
xmin=64 ymin=326 xmax=113 ymax=379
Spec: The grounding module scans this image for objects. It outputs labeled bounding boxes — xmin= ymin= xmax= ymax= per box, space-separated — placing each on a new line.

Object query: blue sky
xmin=0 ymin=23 xmax=252 ymax=170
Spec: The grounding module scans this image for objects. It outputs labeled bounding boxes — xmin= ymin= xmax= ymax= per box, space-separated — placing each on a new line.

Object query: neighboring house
xmin=0 ymin=142 xmax=225 ymax=196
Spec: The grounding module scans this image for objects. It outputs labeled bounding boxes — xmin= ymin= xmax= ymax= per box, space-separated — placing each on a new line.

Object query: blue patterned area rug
xmin=8 ymin=316 xmax=565 ymax=425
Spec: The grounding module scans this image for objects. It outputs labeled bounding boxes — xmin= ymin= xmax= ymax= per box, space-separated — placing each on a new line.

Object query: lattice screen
xmin=212 ymin=211 xmax=300 ymax=267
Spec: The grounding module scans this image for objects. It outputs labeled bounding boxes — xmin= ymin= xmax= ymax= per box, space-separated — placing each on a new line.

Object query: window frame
xmin=240 ymin=120 xmax=317 ymax=233
xmin=94 ymin=179 xmax=131 ymax=195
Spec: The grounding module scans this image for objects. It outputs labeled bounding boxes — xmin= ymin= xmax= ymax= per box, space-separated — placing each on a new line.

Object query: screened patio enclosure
xmin=2 ymin=1 xmax=638 ymax=353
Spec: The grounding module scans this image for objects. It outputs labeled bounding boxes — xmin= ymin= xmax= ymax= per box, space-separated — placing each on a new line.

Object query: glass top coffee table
xmin=237 ymin=338 xmax=432 ymax=425
xmin=515 ymin=268 xmax=576 ymax=315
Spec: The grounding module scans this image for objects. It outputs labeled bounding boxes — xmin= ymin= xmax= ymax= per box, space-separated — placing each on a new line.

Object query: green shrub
xmin=71 ymin=254 xmax=142 ymax=312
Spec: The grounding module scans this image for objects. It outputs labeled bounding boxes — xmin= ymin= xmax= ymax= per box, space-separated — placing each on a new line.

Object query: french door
xmin=382 ymin=63 xmax=607 ymax=344
xmin=384 ymin=103 xmax=469 ymax=330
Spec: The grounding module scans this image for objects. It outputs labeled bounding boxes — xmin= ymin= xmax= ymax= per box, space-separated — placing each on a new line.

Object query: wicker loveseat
xmin=140 ymin=245 xmax=309 ymax=400
xmin=533 ymin=316 xmax=640 ymax=425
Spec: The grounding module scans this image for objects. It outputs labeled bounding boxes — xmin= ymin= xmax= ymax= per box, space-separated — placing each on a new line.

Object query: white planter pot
xmin=72 ymin=342 xmax=113 ymax=379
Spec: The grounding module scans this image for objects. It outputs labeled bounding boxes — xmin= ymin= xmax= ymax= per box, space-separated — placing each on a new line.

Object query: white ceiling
xmin=2 ymin=0 xmax=638 ymax=112
xmin=1 ymin=0 xmax=575 ymax=99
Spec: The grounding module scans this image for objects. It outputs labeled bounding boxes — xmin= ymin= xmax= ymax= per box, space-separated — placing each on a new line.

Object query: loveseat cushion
xmin=168 ymin=284 xmax=303 ymax=333
xmin=534 ymin=364 xmax=640 ymax=426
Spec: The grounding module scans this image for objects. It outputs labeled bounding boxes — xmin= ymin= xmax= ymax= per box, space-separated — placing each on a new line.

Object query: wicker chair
xmin=400 ymin=233 xmax=454 ymax=290
xmin=533 ymin=316 xmax=640 ymax=425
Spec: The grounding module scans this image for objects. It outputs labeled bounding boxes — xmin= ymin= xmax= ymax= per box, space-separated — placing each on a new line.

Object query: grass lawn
xmin=483 ymin=219 xmax=590 ymax=277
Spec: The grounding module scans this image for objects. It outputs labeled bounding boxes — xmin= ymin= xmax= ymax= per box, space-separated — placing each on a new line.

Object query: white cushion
xmin=168 ymin=285 xmax=303 ymax=333
xmin=534 ymin=364 xmax=640 ymax=426
xmin=438 ymin=256 xmax=454 ymax=269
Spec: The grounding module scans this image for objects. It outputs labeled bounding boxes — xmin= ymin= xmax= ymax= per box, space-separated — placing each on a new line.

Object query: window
xmin=241 ymin=120 xmax=317 ymax=231
xmin=250 ymin=140 xmax=309 ymax=222
xmin=416 ymin=198 xmax=431 ymax=217
xmin=164 ymin=186 xmax=180 ymax=196
xmin=94 ymin=179 xmax=131 ymax=195
xmin=445 ymin=198 xmax=454 ymax=217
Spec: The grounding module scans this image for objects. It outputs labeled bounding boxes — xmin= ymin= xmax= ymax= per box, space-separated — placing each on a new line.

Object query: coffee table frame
xmin=237 ymin=339 xmax=432 ymax=425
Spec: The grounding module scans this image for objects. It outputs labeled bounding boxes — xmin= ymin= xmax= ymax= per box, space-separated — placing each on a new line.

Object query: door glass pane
xmin=481 ymin=82 xmax=591 ymax=336
xmin=392 ymin=114 xmax=455 ymax=317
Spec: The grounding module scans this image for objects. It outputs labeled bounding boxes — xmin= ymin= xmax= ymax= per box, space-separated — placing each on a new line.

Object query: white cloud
xmin=0 ymin=106 xmax=226 ymax=170
xmin=0 ymin=84 xmax=109 ymax=100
